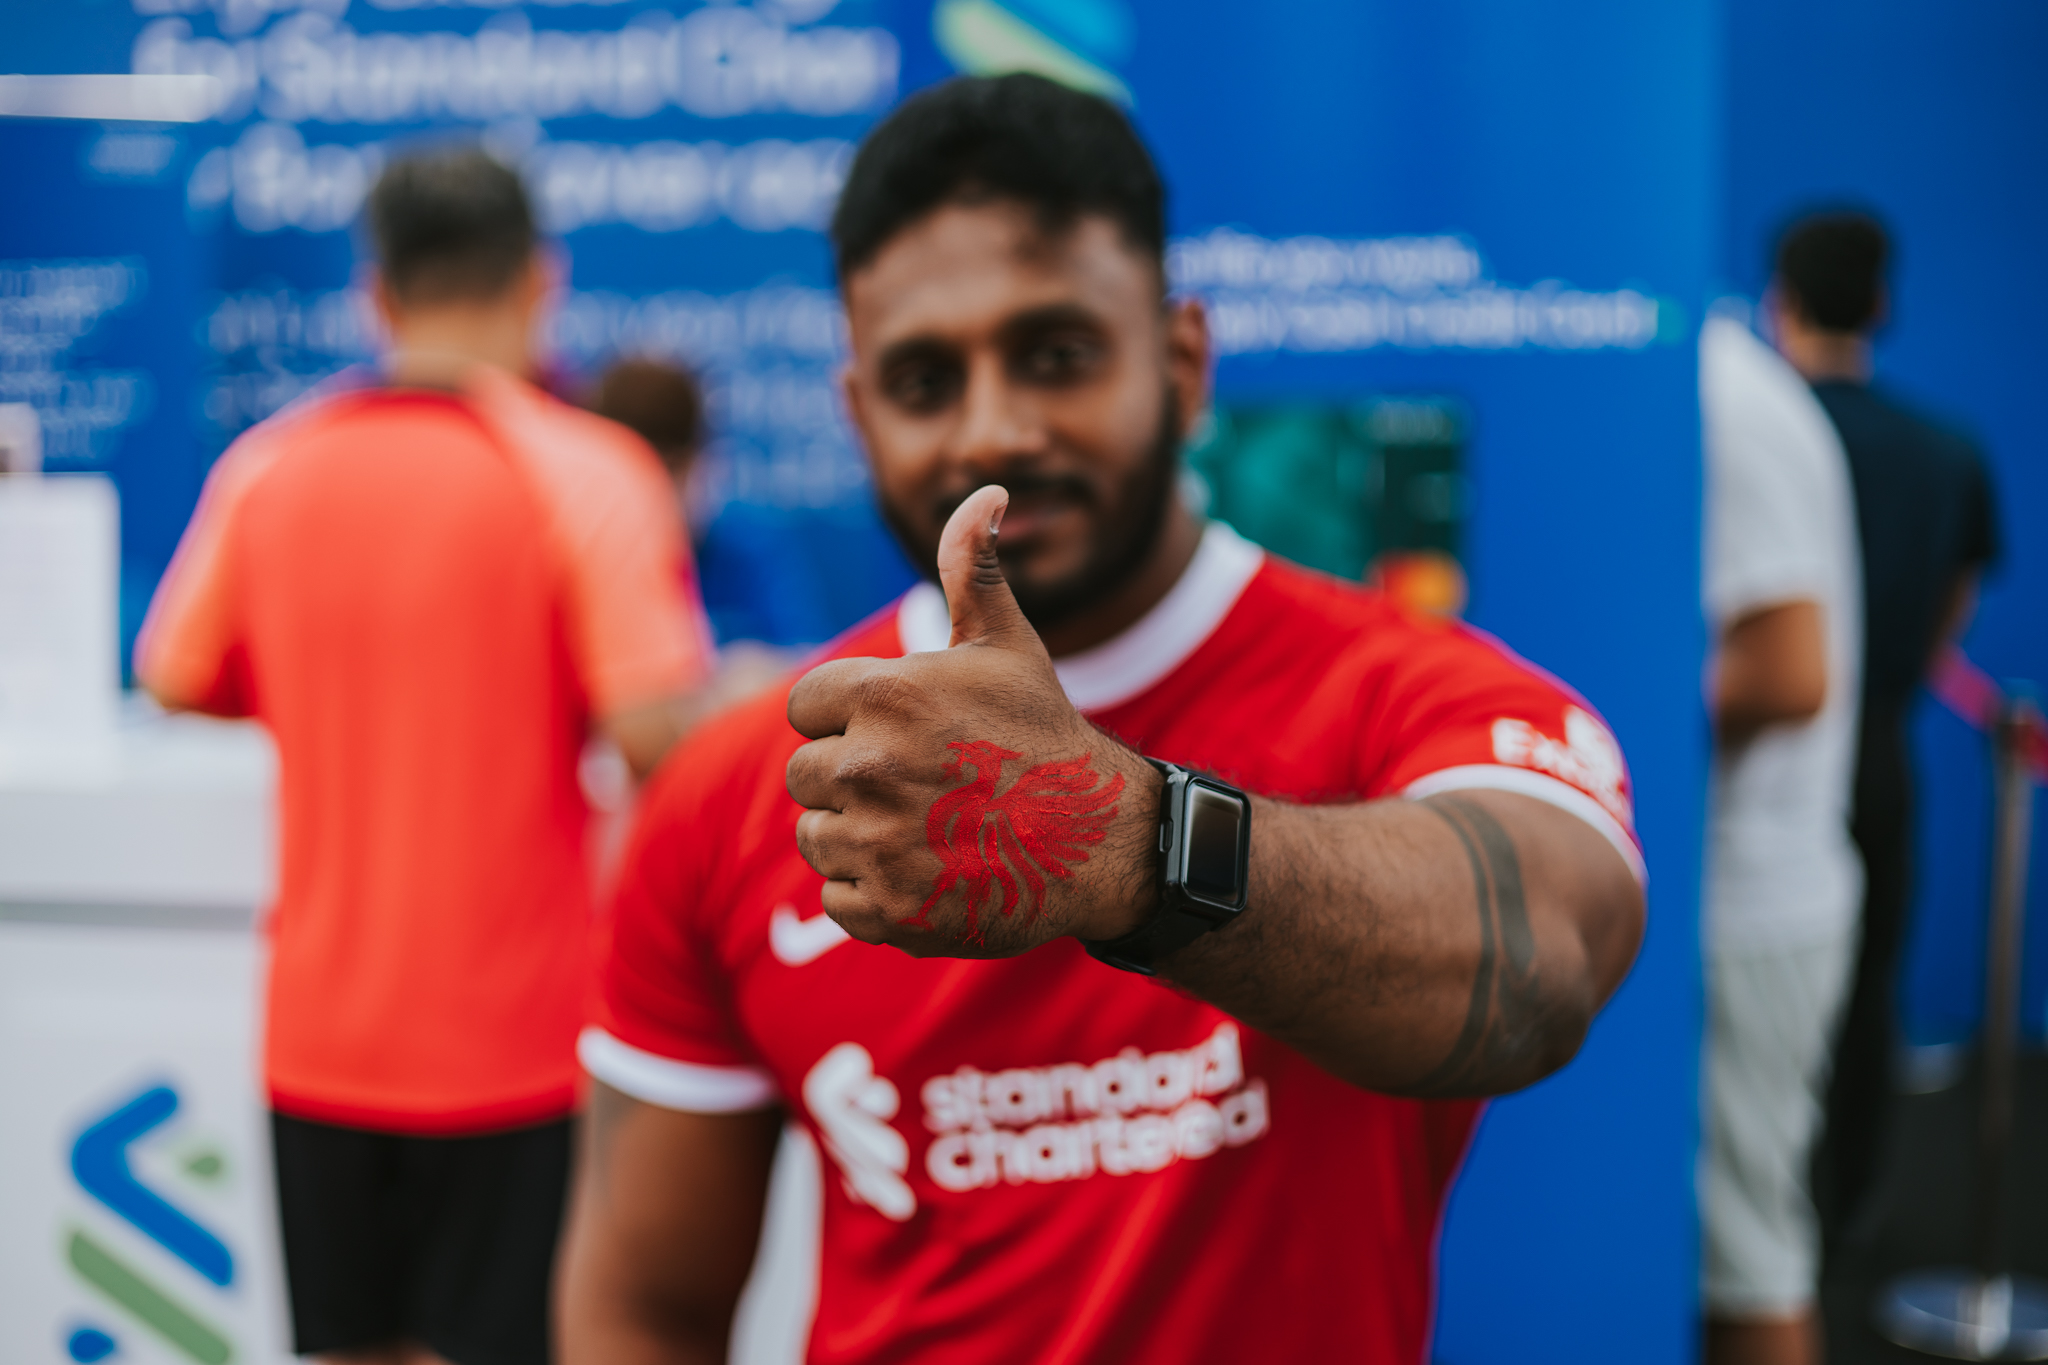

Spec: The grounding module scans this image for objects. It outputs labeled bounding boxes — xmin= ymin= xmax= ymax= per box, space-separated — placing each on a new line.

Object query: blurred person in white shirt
xmin=1698 ymin=309 xmax=1864 ymax=1365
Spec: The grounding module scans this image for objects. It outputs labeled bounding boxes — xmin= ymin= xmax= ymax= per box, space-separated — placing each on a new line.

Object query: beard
xmin=878 ymin=386 xmax=1183 ymax=635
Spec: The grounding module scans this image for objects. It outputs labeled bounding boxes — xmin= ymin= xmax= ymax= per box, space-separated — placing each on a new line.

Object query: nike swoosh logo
xmin=770 ymin=902 xmax=851 ymax=967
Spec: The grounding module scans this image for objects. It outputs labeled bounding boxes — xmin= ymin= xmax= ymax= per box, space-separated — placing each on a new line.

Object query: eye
xmin=1016 ymin=334 xmax=1103 ymax=384
xmin=884 ymin=357 xmax=963 ymax=413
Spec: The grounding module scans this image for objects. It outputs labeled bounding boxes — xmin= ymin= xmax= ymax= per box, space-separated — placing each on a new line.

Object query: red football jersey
xmin=587 ymin=524 xmax=1642 ymax=1365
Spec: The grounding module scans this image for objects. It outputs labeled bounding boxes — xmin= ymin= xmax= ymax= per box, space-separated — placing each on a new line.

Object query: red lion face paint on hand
xmin=909 ymin=740 xmax=1127 ymax=940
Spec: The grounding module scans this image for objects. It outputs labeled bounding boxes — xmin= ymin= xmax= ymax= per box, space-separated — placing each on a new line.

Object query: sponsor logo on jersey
xmin=803 ymin=1042 xmax=916 ymax=1221
xmin=769 ymin=901 xmax=852 ymax=967
xmin=798 ymin=1023 xmax=1271 ymax=1220
xmin=921 ymin=1022 xmax=1269 ymax=1193
xmin=1492 ymin=705 xmax=1631 ymax=824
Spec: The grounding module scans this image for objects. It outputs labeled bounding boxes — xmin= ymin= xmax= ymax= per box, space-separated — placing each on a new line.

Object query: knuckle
xmin=786 ymin=745 xmax=825 ymax=795
xmin=853 ymin=669 xmax=924 ymax=717
xmin=796 ymin=657 xmax=850 ymax=690
xmin=785 ymin=669 xmax=824 ymax=717
xmin=792 ymin=826 xmax=821 ymax=868
xmin=794 ymin=811 xmax=838 ymax=864
xmin=833 ymin=744 xmax=907 ymax=794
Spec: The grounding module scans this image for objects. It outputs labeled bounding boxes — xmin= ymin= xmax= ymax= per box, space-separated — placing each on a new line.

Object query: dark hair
xmin=365 ymin=147 xmax=537 ymax=304
xmin=588 ymin=357 xmax=706 ymax=475
xmin=830 ymin=73 xmax=1165 ymax=285
xmin=1775 ymin=210 xmax=1889 ymax=332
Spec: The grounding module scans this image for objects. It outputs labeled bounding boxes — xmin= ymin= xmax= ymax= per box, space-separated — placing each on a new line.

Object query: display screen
xmin=1183 ymin=784 xmax=1246 ymax=906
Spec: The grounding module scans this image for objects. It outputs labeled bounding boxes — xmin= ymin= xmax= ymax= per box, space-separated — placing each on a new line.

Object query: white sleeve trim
xmin=578 ymin=1027 xmax=780 ymax=1113
xmin=1402 ymin=765 xmax=1648 ymax=887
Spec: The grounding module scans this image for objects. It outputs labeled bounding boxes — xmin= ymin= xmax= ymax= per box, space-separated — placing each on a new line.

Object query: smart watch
xmin=1084 ymin=759 xmax=1252 ymax=975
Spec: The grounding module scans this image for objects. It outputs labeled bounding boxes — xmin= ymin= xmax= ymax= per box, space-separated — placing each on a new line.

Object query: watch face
xmin=1182 ymin=782 xmax=1246 ymax=907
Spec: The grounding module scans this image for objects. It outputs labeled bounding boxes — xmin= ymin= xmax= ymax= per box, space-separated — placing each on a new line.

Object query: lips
xmin=991 ymin=491 xmax=1084 ymax=545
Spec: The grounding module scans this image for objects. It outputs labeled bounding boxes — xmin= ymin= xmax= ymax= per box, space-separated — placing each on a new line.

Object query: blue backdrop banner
xmin=1 ymin=2 xmax=1713 ymax=1360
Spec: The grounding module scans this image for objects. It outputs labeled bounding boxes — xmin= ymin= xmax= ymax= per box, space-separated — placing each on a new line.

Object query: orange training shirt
xmin=138 ymin=368 xmax=710 ymax=1132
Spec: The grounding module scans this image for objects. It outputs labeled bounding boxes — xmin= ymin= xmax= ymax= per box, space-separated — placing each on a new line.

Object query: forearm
xmin=603 ymin=690 xmax=719 ymax=780
xmin=138 ymin=667 xmax=248 ymax=719
xmin=555 ymin=1091 xmax=780 ymax=1365
xmin=556 ymin=1280 xmax=730 ymax=1365
xmin=1153 ymin=790 xmax=1641 ymax=1098
xmin=1712 ymin=599 xmax=1826 ymax=747
xmin=556 ymin=1175 xmax=742 ymax=1365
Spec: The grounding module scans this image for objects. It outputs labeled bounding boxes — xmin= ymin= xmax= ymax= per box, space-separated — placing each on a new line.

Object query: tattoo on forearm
xmin=1413 ymin=796 xmax=1549 ymax=1095
xmin=912 ymin=740 xmax=1124 ymax=941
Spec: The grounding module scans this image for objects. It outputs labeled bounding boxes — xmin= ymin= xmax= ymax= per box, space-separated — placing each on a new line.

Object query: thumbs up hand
xmin=786 ymin=485 xmax=1163 ymax=958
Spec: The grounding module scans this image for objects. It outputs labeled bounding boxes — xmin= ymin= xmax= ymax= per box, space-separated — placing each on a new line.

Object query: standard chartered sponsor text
xmin=920 ymin=1022 xmax=1271 ymax=1192
xmin=132 ymin=6 xmax=898 ymax=124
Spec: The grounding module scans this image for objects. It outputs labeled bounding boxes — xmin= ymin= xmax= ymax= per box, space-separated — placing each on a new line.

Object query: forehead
xmin=840 ymin=203 xmax=1159 ymax=352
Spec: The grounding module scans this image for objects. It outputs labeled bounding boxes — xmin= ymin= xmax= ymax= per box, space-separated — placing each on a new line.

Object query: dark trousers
xmin=1814 ymin=741 xmax=1913 ymax=1252
xmin=272 ymin=1111 xmax=572 ymax=1365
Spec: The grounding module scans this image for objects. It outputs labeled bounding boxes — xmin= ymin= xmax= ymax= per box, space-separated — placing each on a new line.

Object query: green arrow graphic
xmin=67 ymin=1227 xmax=233 ymax=1365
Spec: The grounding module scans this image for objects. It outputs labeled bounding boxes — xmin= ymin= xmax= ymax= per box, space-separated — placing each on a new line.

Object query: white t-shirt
xmin=1700 ymin=312 xmax=1864 ymax=954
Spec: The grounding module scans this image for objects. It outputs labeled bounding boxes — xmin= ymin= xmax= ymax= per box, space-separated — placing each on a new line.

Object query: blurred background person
xmin=134 ymin=148 xmax=713 ymax=1365
xmin=1767 ymin=211 xmax=2004 ymax=1258
xmin=589 ymin=355 xmax=707 ymax=494
xmin=586 ymin=356 xmax=801 ymax=709
xmin=1699 ymin=309 xmax=1863 ymax=1365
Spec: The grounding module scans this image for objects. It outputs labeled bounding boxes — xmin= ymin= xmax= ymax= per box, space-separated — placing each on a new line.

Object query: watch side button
xmin=1158 ymin=820 xmax=1171 ymax=853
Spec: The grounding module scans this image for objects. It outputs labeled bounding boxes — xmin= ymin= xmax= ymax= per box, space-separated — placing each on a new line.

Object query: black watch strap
xmin=1084 ymin=759 xmax=1252 ymax=976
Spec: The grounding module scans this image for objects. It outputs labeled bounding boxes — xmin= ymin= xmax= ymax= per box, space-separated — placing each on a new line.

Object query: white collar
xmin=896 ymin=520 xmax=1265 ymax=712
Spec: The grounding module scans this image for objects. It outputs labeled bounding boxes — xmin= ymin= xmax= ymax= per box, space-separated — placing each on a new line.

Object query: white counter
xmin=0 ymin=703 xmax=275 ymax=922
xmin=1 ymin=707 xmax=286 ymax=1365
xmin=0 ymin=705 xmax=814 ymax=1365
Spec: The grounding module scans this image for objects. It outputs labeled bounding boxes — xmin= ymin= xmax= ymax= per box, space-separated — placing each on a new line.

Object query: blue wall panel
xmin=3 ymin=1 xmax=1716 ymax=1358
xmin=1113 ymin=6 xmax=1713 ymax=1358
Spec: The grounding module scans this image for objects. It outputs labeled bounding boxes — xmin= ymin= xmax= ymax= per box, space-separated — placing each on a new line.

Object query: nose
xmin=948 ymin=352 xmax=1048 ymax=473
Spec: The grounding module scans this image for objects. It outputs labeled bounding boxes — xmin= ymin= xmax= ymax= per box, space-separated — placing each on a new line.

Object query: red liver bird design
xmin=909 ymin=740 xmax=1126 ymax=940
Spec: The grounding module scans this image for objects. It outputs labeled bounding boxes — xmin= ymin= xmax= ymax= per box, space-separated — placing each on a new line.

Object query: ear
xmin=1770 ymin=277 xmax=1811 ymax=330
xmin=838 ymin=361 xmax=872 ymax=452
xmin=1164 ymin=294 xmax=1212 ymax=443
xmin=518 ymin=247 xmax=561 ymax=317
xmin=365 ymin=265 xmax=401 ymax=334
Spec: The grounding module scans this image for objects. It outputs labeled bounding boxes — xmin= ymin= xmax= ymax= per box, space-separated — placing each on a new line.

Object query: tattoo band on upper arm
xmin=1412 ymin=795 xmax=1545 ymax=1096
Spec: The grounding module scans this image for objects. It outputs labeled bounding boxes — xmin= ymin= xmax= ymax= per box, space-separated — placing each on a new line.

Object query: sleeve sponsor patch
xmin=1490 ymin=705 xmax=1632 ymax=827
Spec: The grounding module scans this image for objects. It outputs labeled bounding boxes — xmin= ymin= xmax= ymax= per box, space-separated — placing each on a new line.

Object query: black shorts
xmin=270 ymin=1111 xmax=572 ymax=1365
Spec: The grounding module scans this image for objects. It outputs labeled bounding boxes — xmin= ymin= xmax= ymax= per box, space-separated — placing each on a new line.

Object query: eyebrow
xmin=875 ymin=333 xmax=957 ymax=377
xmin=872 ymin=301 xmax=1111 ymax=377
xmin=993 ymin=302 xmax=1110 ymax=346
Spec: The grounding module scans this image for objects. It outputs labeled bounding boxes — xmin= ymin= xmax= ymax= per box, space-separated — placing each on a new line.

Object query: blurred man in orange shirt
xmin=137 ymin=148 xmax=712 ymax=1365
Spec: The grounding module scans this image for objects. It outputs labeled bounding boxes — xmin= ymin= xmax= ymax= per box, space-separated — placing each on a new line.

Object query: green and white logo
xmin=63 ymin=1084 xmax=238 ymax=1364
xmin=933 ymin=0 xmax=1136 ymax=103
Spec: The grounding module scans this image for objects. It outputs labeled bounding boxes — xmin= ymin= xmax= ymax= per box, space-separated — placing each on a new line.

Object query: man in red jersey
xmin=140 ymin=149 xmax=712 ymax=1365
xmin=560 ymin=75 xmax=1646 ymax=1365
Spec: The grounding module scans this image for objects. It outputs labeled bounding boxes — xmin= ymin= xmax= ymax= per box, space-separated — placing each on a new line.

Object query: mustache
xmin=931 ymin=469 xmax=1098 ymax=526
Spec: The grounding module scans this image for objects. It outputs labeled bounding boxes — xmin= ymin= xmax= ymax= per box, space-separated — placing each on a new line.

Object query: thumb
xmin=937 ymin=484 xmax=1035 ymax=649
